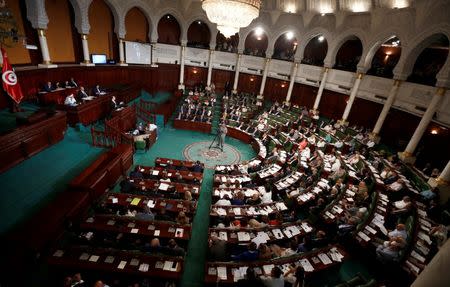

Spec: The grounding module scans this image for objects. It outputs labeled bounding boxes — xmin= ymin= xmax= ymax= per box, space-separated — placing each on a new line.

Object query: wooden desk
xmin=0 ymin=111 xmax=67 ymax=173
xmin=173 ymin=119 xmax=212 ymax=133
xmin=155 ymin=157 xmax=204 ymax=171
xmin=59 ymin=95 xmax=112 ymax=125
xmin=38 ymin=87 xmax=78 ymax=105
xmin=210 ymin=201 xmax=289 ymax=218
xmin=48 ymin=246 xmax=184 ymax=280
xmin=226 ymin=126 xmax=253 ymax=144
xmin=128 ymin=178 xmax=201 ymax=199
xmin=80 ymin=214 xmax=191 ymax=241
xmin=209 ymin=221 xmax=314 ymax=245
xmin=204 ymin=245 xmax=347 ymax=284
xmin=101 ymin=192 xmax=196 ymax=216
xmin=136 ymin=166 xmax=203 ymax=184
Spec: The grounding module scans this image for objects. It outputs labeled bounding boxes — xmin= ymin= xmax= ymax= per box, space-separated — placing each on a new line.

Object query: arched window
xmin=302 ymin=35 xmax=328 ymax=66
xmin=273 ymin=32 xmax=297 ymax=61
xmin=157 ymin=14 xmax=181 ymax=45
xmin=187 ymin=21 xmax=211 ymax=49
xmin=334 ymin=36 xmax=363 ymax=72
xmin=244 ymin=28 xmax=268 ymax=57
xmin=125 ymin=7 xmax=149 ymax=43
xmin=367 ymin=36 xmax=401 ymax=79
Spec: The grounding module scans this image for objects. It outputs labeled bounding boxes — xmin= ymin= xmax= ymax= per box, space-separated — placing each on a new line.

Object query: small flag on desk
xmin=1 ymin=48 xmax=23 ymax=104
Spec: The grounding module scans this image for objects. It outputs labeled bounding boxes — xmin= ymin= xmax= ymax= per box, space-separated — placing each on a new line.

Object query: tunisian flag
xmin=1 ymin=48 xmax=23 ymax=104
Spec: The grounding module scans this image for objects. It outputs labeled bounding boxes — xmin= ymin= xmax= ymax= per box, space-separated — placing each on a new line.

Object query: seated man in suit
xmin=77 ymin=86 xmax=90 ymax=101
xmin=69 ymin=77 xmax=78 ymax=87
xmin=110 ymin=95 xmax=125 ymax=110
xmin=43 ymin=81 xmax=54 ymax=92
xmin=92 ymin=84 xmax=105 ymax=96
xmin=64 ymin=94 xmax=77 ymax=106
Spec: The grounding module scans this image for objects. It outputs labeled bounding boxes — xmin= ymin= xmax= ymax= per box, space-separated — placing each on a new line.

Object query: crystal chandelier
xmin=202 ymin=0 xmax=261 ymax=37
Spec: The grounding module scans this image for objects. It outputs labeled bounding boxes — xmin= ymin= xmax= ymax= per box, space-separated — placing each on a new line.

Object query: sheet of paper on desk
xmin=252 ymin=233 xmax=267 ymax=247
xmin=237 ymin=231 xmax=251 ymax=241
xmin=233 ymin=208 xmax=241 ymax=215
xmin=365 ymin=225 xmax=377 ymax=234
xmin=318 ymin=253 xmax=332 ymax=265
xmin=79 ymin=253 xmax=89 ymax=260
xmin=302 ymin=223 xmax=312 ymax=233
xmin=131 ymin=228 xmax=139 ymax=234
xmin=263 ymin=264 xmax=275 ymax=275
xmin=300 ymin=258 xmax=314 ymax=272
xmin=175 ymin=228 xmax=184 ymax=238
xmin=418 ymin=232 xmax=432 ymax=244
xmin=217 ymin=266 xmax=227 ymax=280
xmin=219 ymin=231 xmax=228 ymax=241
xmin=374 ymin=221 xmax=388 ymax=236
xmin=163 ymin=261 xmax=173 ymax=271
xmin=273 ymin=229 xmax=284 ymax=239
xmin=208 ymin=267 xmax=217 ymax=275
xmin=154 ymin=230 xmax=160 ymax=236
xmin=159 ymin=183 xmax=169 ymax=191
xmin=89 ymin=255 xmax=99 ymax=262
xmin=152 ymin=170 xmax=159 ymax=176
xmin=131 ymin=198 xmax=141 ymax=205
xmin=130 ymin=258 xmax=139 ymax=266
xmin=53 ymin=250 xmax=64 ymax=257
xmin=139 ymin=263 xmax=149 ymax=272
xmin=117 ymin=260 xmax=127 ymax=269
xmin=216 ymin=208 xmax=227 ymax=216
xmin=276 ymin=202 xmax=288 ymax=210
xmin=112 ymin=197 xmax=118 ymax=204
xmin=147 ymin=200 xmax=155 ymax=208
xmin=406 ymin=260 xmax=421 ymax=274
xmin=411 ymin=250 xmax=426 ymax=263
xmin=104 ymin=256 xmax=114 ymax=263
xmin=358 ymin=231 xmax=371 ymax=242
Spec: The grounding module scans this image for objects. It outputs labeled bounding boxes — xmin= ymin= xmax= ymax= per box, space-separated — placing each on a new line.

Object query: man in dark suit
xmin=92 ymin=84 xmax=103 ymax=96
xmin=69 ymin=77 xmax=78 ymax=87
xmin=43 ymin=81 xmax=54 ymax=92
xmin=77 ymin=86 xmax=89 ymax=101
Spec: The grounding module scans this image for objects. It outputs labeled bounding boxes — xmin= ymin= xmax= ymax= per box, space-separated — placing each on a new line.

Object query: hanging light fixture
xmin=202 ymin=0 xmax=262 ymax=38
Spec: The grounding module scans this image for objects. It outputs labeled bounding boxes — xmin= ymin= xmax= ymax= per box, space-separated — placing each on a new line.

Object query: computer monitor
xmin=91 ymin=54 xmax=107 ymax=64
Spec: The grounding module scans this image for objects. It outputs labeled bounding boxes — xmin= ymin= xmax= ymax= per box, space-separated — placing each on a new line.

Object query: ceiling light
xmin=197 ymin=21 xmax=202 ymax=24
xmin=166 ymin=15 xmax=170 ymax=19
xmin=286 ymin=31 xmax=294 ymax=40
xmin=318 ymin=35 xmax=325 ymax=42
xmin=284 ymin=3 xmax=296 ymax=13
xmin=202 ymin=0 xmax=261 ymax=38
xmin=254 ymin=27 xmax=264 ymax=37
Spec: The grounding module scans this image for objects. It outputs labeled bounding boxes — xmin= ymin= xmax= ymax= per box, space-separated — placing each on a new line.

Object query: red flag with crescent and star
xmin=1 ymin=48 xmax=23 ymax=104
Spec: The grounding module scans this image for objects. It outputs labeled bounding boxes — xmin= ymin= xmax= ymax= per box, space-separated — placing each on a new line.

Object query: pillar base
xmin=257 ymin=94 xmax=264 ymax=100
xmin=369 ymin=132 xmax=381 ymax=144
xmin=232 ymin=89 xmax=238 ymax=94
xmin=428 ymin=177 xmax=450 ymax=205
xmin=38 ymin=63 xmax=57 ymax=69
xmin=118 ymin=63 xmax=128 ymax=66
xmin=283 ymin=101 xmax=291 ymax=106
xmin=80 ymin=62 xmax=95 ymax=66
xmin=337 ymin=119 xmax=349 ymax=126
xmin=398 ymin=151 xmax=416 ymax=164
xmin=150 ymin=63 xmax=158 ymax=68
xmin=178 ymin=84 xmax=185 ymax=90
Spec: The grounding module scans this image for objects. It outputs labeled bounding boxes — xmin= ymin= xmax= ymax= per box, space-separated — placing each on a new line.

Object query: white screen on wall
xmin=125 ymin=41 xmax=151 ymax=64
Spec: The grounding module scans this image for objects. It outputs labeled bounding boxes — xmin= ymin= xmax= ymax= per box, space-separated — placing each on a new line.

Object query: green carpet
xmin=0 ymin=127 xmax=105 ymax=234
xmin=0 ymin=102 xmax=40 ymax=134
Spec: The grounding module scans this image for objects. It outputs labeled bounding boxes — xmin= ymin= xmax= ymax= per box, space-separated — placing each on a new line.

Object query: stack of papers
xmin=300 ymin=258 xmax=314 ymax=272
xmin=237 ymin=232 xmax=251 ymax=241
xmin=159 ymin=183 xmax=169 ymax=191
xmin=217 ymin=266 xmax=227 ymax=280
xmin=318 ymin=253 xmax=332 ymax=265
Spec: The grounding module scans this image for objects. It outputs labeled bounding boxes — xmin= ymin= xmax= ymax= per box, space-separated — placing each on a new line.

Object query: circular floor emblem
xmin=183 ymin=141 xmax=241 ymax=169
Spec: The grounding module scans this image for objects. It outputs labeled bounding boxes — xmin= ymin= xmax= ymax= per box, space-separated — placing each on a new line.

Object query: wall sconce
xmin=281 ymin=83 xmax=286 ymax=88
xmin=431 ymin=129 xmax=439 ymax=135
xmin=193 ymin=69 xmax=198 ymax=74
xmin=250 ymin=78 xmax=254 ymax=82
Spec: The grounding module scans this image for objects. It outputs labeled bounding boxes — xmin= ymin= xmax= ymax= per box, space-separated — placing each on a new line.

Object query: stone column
xmin=285 ymin=62 xmax=299 ymax=103
xmin=118 ymin=38 xmax=127 ymax=66
xmin=258 ymin=58 xmax=271 ymax=100
xmin=80 ymin=34 xmax=94 ymax=66
xmin=178 ymin=45 xmax=186 ymax=90
xmin=399 ymin=87 xmax=446 ymax=163
xmin=37 ymin=29 xmax=56 ymax=68
xmin=429 ymin=160 xmax=450 ymax=204
xmin=232 ymin=53 xmax=242 ymax=93
xmin=370 ymin=79 xmax=402 ymax=141
xmin=313 ymin=67 xmax=330 ymax=111
xmin=339 ymin=72 xmax=364 ymax=125
xmin=206 ymin=49 xmax=214 ymax=86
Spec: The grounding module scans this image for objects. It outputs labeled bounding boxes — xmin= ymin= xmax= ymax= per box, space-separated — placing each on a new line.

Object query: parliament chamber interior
xmin=0 ymin=0 xmax=450 ymax=286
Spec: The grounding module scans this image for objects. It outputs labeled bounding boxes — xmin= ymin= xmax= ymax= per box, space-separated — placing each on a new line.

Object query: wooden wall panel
xmin=347 ymin=97 xmax=383 ymax=128
xmin=184 ymin=66 xmax=207 ymax=88
xmin=237 ymin=73 xmax=261 ymax=94
xmin=318 ymin=90 xmax=347 ymax=120
xmin=211 ymin=69 xmax=234 ymax=92
xmin=263 ymin=78 xmax=289 ymax=103
xmin=291 ymin=83 xmax=317 ymax=109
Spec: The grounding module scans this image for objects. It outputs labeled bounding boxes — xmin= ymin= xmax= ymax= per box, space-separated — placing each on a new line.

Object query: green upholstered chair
xmin=135 ymin=140 xmax=146 ymax=152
